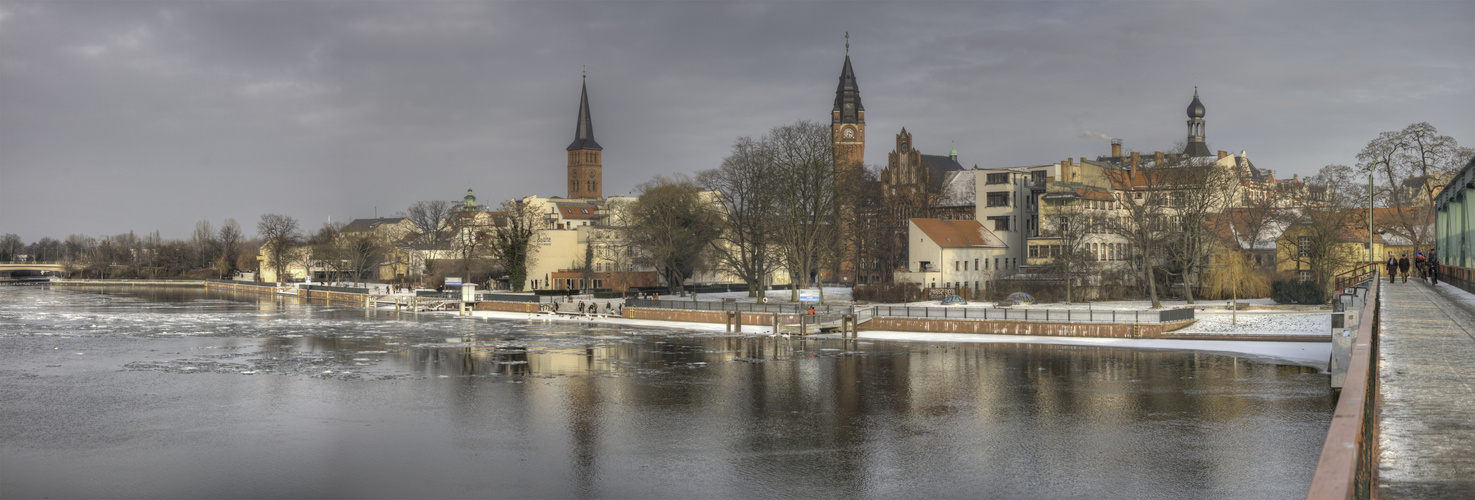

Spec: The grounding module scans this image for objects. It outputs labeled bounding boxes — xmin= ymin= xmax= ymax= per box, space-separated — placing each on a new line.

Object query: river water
xmin=0 ymin=286 xmax=1333 ymax=499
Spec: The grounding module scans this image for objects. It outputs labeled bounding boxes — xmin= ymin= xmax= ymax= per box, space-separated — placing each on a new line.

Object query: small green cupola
xmin=463 ymin=188 xmax=477 ymax=211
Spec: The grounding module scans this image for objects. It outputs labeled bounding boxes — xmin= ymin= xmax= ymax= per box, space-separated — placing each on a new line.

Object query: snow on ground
xmin=366 ymin=284 xmax=1334 ymax=368
xmin=1435 ymin=281 xmax=1475 ymax=310
xmin=1176 ymin=310 xmax=1329 ymax=336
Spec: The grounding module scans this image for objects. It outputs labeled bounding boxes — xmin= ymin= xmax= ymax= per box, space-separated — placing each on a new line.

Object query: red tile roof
xmin=910 ymin=218 xmax=1006 ymax=248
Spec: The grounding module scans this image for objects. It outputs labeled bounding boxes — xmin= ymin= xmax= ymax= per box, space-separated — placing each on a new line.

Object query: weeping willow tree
xmin=1198 ymin=245 xmax=1270 ymax=300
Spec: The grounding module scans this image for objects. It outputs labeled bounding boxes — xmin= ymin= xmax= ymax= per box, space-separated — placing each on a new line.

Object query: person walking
xmin=1414 ymin=251 xmax=1427 ymax=279
xmin=1386 ymin=253 xmax=1398 ymax=283
xmin=1398 ymin=253 xmax=1411 ymax=283
xmin=1428 ymin=250 xmax=1440 ymax=285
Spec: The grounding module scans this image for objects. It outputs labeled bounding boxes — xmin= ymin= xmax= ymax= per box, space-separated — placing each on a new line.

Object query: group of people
xmin=538 ymin=300 xmax=620 ymax=316
xmin=1386 ymin=250 xmax=1440 ymax=284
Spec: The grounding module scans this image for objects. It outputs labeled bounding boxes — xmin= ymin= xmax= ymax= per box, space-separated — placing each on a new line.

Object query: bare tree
xmin=855 ymin=165 xmax=907 ymax=284
xmin=216 ymin=219 xmax=243 ymax=279
xmin=486 ymin=198 xmax=545 ymax=292
xmin=257 ymin=213 xmax=303 ymax=283
xmin=1157 ymin=158 xmax=1237 ymax=304
xmin=308 ymin=222 xmax=345 ymax=283
xmin=1357 ymin=122 xmax=1474 ymax=248
xmin=769 ymin=121 xmax=841 ymax=302
xmin=1281 ymin=165 xmax=1367 ymax=301
xmin=623 ymin=175 xmax=721 ymax=296
xmin=1038 ymin=187 xmax=1099 ymax=303
xmin=340 ymin=230 xmax=386 ymax=286
xmin=1101 ymin=167 xmax=1172 ymax=309
xmin=401 ymin=200 xmax=456 ymax=278
xmin=191 ymin=220 xmax=218 ymax=270
xmin=698 ymin=136 xmax=780 ymax=297
xmin=446 ymin=208 xmax=492 ymax=287
xmin=0 ymin=234 xmax=22 ymax=261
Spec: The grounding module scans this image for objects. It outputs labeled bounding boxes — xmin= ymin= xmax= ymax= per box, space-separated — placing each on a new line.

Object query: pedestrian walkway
xmin=1376 ymin=279 xmax=1475 ymax=497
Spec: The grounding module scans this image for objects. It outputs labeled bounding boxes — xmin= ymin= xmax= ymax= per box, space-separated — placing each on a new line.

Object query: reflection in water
xmin=0 ymin=285 xmax=1333 ymax=498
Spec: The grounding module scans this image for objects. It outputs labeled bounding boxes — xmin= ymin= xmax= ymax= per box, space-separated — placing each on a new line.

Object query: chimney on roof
xmin=1154 ymin=151 xmax=1164 ymax=164
xmin=1217 ymin=150 xmax=1229 ymax=159
xmin=1111 ymin=139 xmax=1122 ymax=158
xmin=1130 ymin=152 xmax=1140 ymax=176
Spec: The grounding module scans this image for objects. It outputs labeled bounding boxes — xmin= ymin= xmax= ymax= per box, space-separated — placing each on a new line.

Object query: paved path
xmin=1376 ymin=279 xmax=1475 ymax=498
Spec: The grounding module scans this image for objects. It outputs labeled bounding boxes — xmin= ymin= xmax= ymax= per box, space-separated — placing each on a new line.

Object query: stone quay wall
xmin=863 ymin=317 xmax=1197 ymax=338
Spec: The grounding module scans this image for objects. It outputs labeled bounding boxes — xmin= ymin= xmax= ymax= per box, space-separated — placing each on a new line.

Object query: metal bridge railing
xmin=1307 ymin=271 xmax=1381 ymax=499
xmin=865 ymin=305 xmax=1194 ymax=323
xmin=624 ymin=298 xmax=850 ymax=316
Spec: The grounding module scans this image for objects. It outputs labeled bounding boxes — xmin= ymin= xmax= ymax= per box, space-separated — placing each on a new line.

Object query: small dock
xmin=1375 ymin=281 xmax=1475 ymax=497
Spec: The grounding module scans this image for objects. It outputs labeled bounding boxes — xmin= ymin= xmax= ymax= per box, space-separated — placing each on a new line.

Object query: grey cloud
xmin=2 ymin=0 xmax=1471 ymax=241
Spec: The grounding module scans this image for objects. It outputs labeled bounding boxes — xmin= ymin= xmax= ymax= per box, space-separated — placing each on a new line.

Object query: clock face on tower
xmin=843 ymin=128 xmax=855 ymax=139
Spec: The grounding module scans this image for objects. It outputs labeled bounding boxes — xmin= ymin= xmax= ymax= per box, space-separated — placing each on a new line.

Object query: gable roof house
xmin=895 ymin=218 xmax=1009 ymax=294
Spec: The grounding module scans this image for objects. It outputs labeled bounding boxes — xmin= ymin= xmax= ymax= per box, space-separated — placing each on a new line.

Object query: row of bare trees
xmin=1031 ymin=122 xmax=1468 ymax=306
xmin=3 ymin=219 xmax=254 ymax=279
xmin=621 ymin=120 xmax=857 ymax=299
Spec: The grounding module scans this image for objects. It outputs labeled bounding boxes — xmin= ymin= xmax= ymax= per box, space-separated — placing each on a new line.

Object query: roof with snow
xmin=933 ymin=171 xmax=975 ymax=208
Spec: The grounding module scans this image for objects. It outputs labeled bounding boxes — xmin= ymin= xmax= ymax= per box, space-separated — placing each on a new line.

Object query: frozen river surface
xmin=1 ymin=286 xmax=1334 ymax=499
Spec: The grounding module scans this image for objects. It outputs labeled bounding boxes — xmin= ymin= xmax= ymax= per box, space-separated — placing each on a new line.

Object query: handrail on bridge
xmin=1307 ymin=271 xmax=1380 ymax=500
xmin=1333 ymin=262 xmax=1378 ymax=292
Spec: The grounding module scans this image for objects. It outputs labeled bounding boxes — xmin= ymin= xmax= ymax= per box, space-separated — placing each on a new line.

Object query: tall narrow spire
xmin=568 ymin=78 xmax=601 ymax=151
xmin=833 ymin=41 xmax=863 ymax=124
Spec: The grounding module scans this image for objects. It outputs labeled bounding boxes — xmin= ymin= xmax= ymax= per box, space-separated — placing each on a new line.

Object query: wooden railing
xmin=1307 ymin=271 xmax=1380 ymax=500
xmin=1333 ymin=262 xmax=1378 ymax=292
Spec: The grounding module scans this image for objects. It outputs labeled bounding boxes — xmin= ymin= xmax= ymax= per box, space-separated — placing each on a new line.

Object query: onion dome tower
xmin=1184 ymin=87 xmax=1211 ymax=157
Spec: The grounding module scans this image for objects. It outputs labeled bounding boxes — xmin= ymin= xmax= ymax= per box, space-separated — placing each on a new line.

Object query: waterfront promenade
xmin=1377 ymin=280 xmax=1475 ymax=497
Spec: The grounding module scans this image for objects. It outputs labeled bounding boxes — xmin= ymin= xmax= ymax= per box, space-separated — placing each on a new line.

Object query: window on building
xmin=954 ymin=261 xmax=960 ymax=271
xmin=1298 ymin=236 xmax=1311 ymax=258
xmin=1029 ymin=245 xmax=1038 ymax=258
xmin=1299 ymin=270 xmax=1312 ymax=283
xmin=990 ymin=217 xmax=1010 ymax=231
xmin=974 ymin=258 xmax=979 ymax=270
xmin=986 ymin=192 xmax=1010 ymax=207
xmin=986 ymin=173 xmax=1009 ymax=185
xmin=1032 ymin=171 xmax=1046 ymax=185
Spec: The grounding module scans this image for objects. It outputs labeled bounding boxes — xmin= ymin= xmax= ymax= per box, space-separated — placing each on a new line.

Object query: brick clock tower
xmin=567 ymin=76 xmax=602 ymax=200
xmin=831 ymin=36 xmax=865 ymax=282
xmin=832 ymin=35 xmax=865 ymax=173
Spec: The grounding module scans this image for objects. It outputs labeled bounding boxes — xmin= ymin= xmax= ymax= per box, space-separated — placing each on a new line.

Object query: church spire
xmin=566 ymin=75 xmax=603 ymax=200
xmin=833 ymin=38 xmax=863 ymax=124
xmin=568 ymin=77 xmax=601 ymax=151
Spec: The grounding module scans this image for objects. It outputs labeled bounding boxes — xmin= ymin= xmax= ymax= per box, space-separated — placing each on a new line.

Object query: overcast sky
xmin=2 ymin=1 xmax=1472 ymax=242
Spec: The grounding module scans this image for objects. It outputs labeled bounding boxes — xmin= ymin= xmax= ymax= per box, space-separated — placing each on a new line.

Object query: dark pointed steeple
xmin=833 ymin=34 xmax=864 ymax=124
xmin=567 ymin=77 xmax=601 ymax=151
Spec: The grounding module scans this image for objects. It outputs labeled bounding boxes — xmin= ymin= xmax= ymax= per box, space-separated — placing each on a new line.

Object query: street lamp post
xmin=1368 ymin=127 xmax=1424 ymax=267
